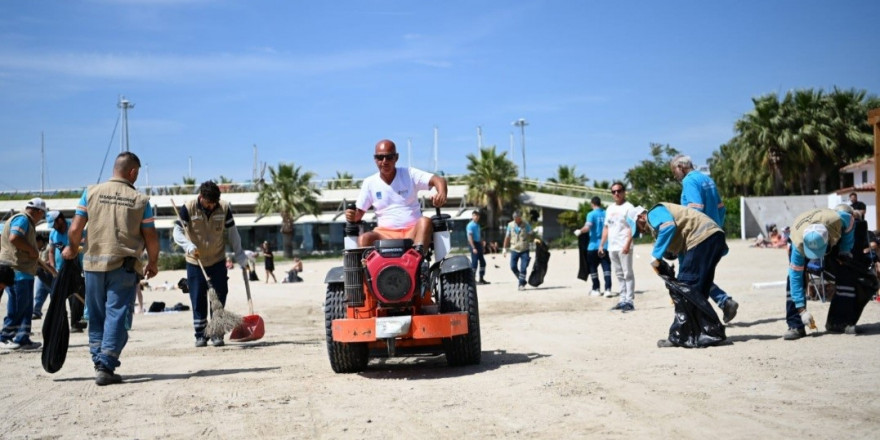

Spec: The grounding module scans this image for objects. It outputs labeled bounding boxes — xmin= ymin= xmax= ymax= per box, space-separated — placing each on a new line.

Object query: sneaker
xmin=32 ymin=313 xmax=42 ymax=320
xmin=621 ymin=303 xmax=635 ymax=313
xmin=609 ymin=303 xmax=624 ymax=311
xmin=517 ymin=285 xmax=525 ymax=291
xmin=590 ymin=289 xmax=601 ymax=296
xmin=95 ymin=367 xmax=123 ymax=386
xmin=211 ymin=336 xmax=225 ymax=347
xmin=844 ymin=325 xmax=859 ymax=335
xmin=1 ymin=340 xmax=20 ymax=350
xmin=657 ymin=339 xmax=676 ymax=348
xmin=70 ymin=326 xmax=84 ymax=333
xmin=16 ymin=341 xmax=41 ymax=351
xmin=195 ymin=337 xmax=208 ymax=348
xmin=783 ymin=327 xmax=807 ymax=340
xmin=722 ymin=299 xmax=739 ymax=323
xmin=478 ymin=279 xmax=490 ymax=285
xmin=604 ymin=290 xmax=619 ymax=298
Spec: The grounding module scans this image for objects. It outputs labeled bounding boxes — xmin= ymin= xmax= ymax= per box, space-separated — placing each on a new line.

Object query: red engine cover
xmin=363 ymin=248 xmax=422 ymax=304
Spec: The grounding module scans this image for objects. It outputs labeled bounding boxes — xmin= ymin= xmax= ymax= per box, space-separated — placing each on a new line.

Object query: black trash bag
xmin=528 ymin=240 xmax=550 ymax=287
xmin=249 ymin=269 xmax=259 ymax=282
xmin=576 ymin=232 xmax=590 ymax=282
xmin=41 ymin=259 xmax=83 ymax=373
xmin=177 ymin=277 xmax=189 ymax=293
xmin=657 ymin=261 xmax=726 ymax=348
xmin=148 ymin=302 xmax=166 ymax=313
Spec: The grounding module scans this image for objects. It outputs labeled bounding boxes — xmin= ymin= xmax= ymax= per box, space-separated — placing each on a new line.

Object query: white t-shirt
xmin=604 ymin=201 xmax=634 ymax=251
xmin=356 ymin=167 xmax=434 ymax=229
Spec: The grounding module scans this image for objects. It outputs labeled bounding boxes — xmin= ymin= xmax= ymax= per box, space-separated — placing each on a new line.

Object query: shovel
xmin=230 ymin=266 xmax=265 ymax=342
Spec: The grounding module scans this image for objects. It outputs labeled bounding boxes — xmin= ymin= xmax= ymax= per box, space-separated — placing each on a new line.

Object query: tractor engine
xmin=363 ymin=239 xmax=422 ymax=305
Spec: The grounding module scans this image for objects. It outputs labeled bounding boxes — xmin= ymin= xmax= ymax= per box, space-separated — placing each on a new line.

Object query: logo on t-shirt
xmin=376 ymin=191 xmax=383 ymax=200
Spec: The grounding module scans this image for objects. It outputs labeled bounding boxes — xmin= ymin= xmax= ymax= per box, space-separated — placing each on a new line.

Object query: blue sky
xmin=1 ymin=0 xmax=877 ymax=192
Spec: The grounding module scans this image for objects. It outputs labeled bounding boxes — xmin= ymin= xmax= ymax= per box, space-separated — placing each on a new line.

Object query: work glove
xmin=800 ymin=309 xmax=817 ymax=331
xmin=573 ymin=229 xmax=582 ymax=237
xmin=183 ymin=243 xmax=199 ymax=259
xmin=502 ymin=248 xmax=508 ymax=257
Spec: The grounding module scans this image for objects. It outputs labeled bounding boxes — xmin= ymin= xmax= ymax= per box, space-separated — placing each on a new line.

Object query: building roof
xmin=840 ymin=157 xmax=874 ymax=173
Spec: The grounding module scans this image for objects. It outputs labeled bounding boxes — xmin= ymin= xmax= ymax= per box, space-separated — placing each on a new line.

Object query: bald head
xmin=375 ymin=139 xmax=397 ymax=155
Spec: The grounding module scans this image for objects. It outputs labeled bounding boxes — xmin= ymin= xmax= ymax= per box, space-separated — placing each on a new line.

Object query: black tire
xmin=437 ymin=269 xmax=481 ymax=366
xmin=324 ymin=282 xmax=369 ymax=373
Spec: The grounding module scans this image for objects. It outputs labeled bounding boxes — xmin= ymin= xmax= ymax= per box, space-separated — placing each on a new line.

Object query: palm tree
xmin=256 ymin=162 xmax=321 ymax=257
xmin=547 ymin=165 xmax=588 ymax=194
xmin=735 ymin=94 xmax=787 ymax=195
xmin=462 ymin=146 xmax=522 ymax=243
xmin=326 ymin=171 xmax=357 ymax=189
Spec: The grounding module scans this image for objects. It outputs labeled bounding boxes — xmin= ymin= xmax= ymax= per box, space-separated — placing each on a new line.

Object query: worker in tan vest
xmin=0 ymin=197 xmax=48 ymax=351
xmin=62 ymin=152 xmax=159 ymax=386
xmin=631 ymin=202 xmax=729 ymax=348
xmin=173 ymin=181 xmax=248 ymax=348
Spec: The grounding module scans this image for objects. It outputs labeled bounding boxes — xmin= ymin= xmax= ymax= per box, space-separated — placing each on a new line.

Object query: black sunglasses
xmin=374 ymin=153 xmax=398 ymax=161
xmin=611 ymin=189 xmax=624 ymax=194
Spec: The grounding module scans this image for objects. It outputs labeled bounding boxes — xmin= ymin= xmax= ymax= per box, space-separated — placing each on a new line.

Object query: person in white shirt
xmin=345 ymin=139 xmax=448 ymax=251
xmin=598 ymin=182 xmax=636 ymax=312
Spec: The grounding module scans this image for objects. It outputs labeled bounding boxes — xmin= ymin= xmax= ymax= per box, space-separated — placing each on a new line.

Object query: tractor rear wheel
xmin=324 ymin=282 xmax=369 ymax=373
xmin=437 ymin=270 xmax=481 ymax=366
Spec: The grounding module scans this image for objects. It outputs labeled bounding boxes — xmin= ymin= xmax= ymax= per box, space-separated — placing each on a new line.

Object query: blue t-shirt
xmin=7 ymin=215 xmax=36 ymax=281
xmin=50 ymin=219 xmax=85 ymax=271
xmin=585 ymin=208 xmax=607 ymax=251
xmin=680 ymin=170 xmax=725 ymax=227
xmin=466 ymin=220 xmax=481 ymax=243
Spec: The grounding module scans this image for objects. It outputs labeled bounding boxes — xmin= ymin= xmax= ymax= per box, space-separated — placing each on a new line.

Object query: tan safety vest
xmin=507 ymin=220 xmax=533 ymax=252
xmin=82 ymin=177 xmax=151 ymax=274
xmin=789 ymin=208 xmax=843 ymax=256
xmin=183 ymin=198 xmax=229 ymax=267
xmin=0 ymin=213 xmax=39 ymax=275
xmin=653 ymin=202 xmax=723 ymax=255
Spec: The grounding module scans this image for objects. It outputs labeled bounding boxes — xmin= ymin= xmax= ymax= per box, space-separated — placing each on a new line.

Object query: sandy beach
xmin=1 ymin=239 xmax=879 ymax=439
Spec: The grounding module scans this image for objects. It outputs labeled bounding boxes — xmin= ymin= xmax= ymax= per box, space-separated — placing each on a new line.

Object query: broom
xmin=170 ymin=199 xmax=242 ymax=339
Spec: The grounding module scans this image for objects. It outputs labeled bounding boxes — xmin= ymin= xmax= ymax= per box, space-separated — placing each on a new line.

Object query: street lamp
xmin=513 ymin=118 xmax=528 ymax=179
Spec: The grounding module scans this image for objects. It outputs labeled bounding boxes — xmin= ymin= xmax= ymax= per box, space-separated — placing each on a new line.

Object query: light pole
xmin=513 ymin=118 xmax=528 ymax=179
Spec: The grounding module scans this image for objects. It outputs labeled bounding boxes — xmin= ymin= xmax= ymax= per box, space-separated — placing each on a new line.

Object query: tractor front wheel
xmin=437 ymin=270 xmax=481 ymax=366
xmin=324 ymin=282 xmax=369 ymax=373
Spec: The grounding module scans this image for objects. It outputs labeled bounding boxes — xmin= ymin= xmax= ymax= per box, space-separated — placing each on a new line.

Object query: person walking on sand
xmin=502 ymin=210 xmax=535 ymax=291
xmin=0 ymin=198 xmax=49 ymax=351
xmin=62 ymin=152 xmax=159 ymax=386
xmin=575 ymin=197 xmax=611 ymax=296
xmin=173 ymin=181 xmax=248 ymax=347
xmin=670 ymin=154 xmax=739 ymax=323
xmin=261 ymin=241 xmax=277 ymax=283
xmin=598 ymin=182 xmax=635 ymax=311
xmin=467 ymin=210 xmax=490 ymax=284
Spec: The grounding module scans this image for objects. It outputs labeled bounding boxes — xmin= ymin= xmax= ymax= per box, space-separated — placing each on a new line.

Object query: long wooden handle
xmin=241 ymin=267 xmax=254 ymax=315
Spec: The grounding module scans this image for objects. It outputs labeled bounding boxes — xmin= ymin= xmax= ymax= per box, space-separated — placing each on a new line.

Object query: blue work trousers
xmin=1 ymin=278 xmax=36 ymax=344
xmin=86 ymin=267 xmax=138 ymax=372
xmin=677 ymin=232 xmax=727 ymax=303
xmin=33 ymin=276 xmax=51 ymax=317
xmin=469 ymin=242 xmax=486 ymax=277
xmin=187 ymin=260 xmax=229 ymax=339
xmin=586 ymin=249 xmax=612 ymax=291
xmin=509 ymin=250 xmax=531 ymax=287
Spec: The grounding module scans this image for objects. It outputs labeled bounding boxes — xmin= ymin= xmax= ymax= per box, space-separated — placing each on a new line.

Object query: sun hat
xmin=627 ymin=206 xmax=647 ymax=223
xmin=26 ymin=197 xmax=48 ymax=212
xmin=802 ymin=224 xmax=829 ymax=260
xmin=46 ymin=210 xmax=61 ymax=226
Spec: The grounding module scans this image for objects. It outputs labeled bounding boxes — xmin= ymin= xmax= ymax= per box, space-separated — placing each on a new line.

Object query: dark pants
xmin=677 ymin=232 xmax=727 ymax=303
xmin=469 ymin=242 xmax=486 ymax=279
xmin=1 ymin=278 xmax=35 ymax=344
xmin=586 ymin=249 xmax=611 ymax=291
xmin=186 ymin=260 xmax=229 ymax=339
xmin=786 ymin=254 xmax=862 ymax=331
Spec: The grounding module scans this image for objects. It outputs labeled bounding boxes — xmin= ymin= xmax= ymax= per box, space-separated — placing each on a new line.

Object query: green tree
xmin=624 ymin=143 xmax=681 ymax=207
xmin=548 ymin=165 xmax=588 ymax=186
xmin=462 ymin=146 xmax=523 ymax=242
xmin=256 ymin=162 xmax=321 ymax=258
xmin=326 ymin=171 xmax=358 ymax=189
